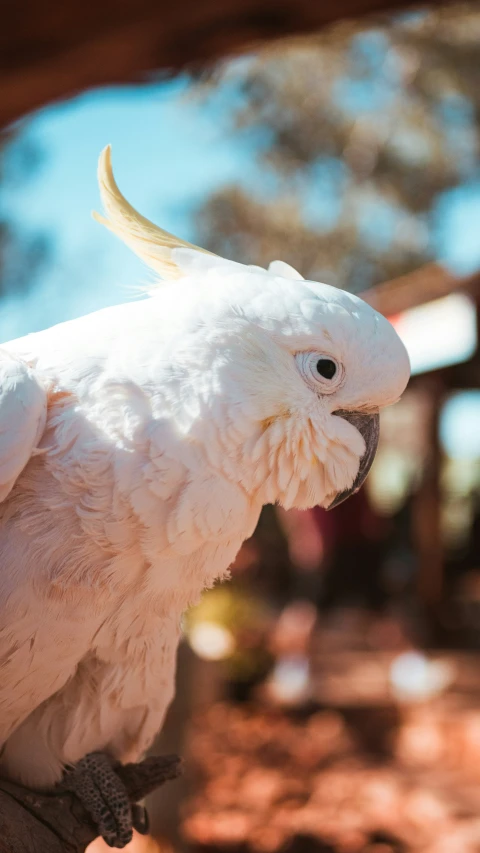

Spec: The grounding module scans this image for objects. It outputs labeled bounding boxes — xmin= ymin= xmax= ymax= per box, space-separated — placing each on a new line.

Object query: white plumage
xmin=0 ymin=147 xmax=410 ymax=789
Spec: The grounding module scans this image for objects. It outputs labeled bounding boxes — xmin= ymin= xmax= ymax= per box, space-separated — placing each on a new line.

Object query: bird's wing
xmin=0 ymin=608 xmax=95 ymax=760
xmin=0 ymin=350 xmax=47 ymax=502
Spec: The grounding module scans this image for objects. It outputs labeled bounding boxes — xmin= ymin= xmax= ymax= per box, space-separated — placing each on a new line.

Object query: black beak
xmin=326 ymin=411 xmax=380 ymax=510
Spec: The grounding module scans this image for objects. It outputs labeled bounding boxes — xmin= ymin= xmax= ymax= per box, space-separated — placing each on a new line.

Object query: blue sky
xmin=0 ymin=77 xmax=261 ymax=340
xmin=441 ymin=391 xmax=480 ymax=459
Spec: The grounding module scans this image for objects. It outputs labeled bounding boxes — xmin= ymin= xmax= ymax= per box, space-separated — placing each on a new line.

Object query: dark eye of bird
xmin=316 ymin=358 xmax=337 ymax=380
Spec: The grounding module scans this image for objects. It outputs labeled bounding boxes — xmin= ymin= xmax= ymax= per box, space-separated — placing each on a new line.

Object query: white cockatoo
xmin=0 ymin=146 xmax=410 ymax=846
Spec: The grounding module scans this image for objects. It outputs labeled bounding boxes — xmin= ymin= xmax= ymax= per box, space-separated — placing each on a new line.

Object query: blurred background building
xmin=2 ymin=3 xmax=480 ymax=852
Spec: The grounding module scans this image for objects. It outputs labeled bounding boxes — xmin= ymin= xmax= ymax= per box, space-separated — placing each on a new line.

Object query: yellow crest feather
xmin=93 ymin=145 xmax=215 ymax=280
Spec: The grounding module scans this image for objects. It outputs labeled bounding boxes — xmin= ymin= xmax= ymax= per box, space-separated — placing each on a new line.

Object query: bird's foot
xmin=59 ymin=751 xmax=148 ymax=848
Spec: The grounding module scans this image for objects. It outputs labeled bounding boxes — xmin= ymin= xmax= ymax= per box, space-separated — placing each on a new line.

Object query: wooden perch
xmin=2 ymin=0 xmax=456 ymax=128
xmin=0 ymin=754 xmax=182 ymax=853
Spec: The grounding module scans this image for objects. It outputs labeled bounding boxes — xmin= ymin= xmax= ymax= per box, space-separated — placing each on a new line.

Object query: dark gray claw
xmin=60 ymin=752 xmax=133 ymax=848
xmin=132 ymin=803 xmax=150 ymax=835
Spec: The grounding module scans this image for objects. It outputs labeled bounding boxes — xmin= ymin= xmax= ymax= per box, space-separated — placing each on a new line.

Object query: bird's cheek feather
xmin=241 ymin=409 xmax=366 ymax=511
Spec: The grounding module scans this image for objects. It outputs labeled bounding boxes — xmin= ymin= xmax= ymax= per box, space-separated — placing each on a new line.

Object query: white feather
xmin=0 ymin=149 xmax=410 ymax=789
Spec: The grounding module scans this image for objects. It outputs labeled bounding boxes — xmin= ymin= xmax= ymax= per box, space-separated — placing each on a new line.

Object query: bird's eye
xmin=316 ymin=358 xmax=337 ymax=380
xmin=295 ymin=352 xmax=344 ymax=394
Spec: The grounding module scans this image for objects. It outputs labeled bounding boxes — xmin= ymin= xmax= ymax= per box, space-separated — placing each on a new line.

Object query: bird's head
xmin=94 ymin=147 xmax=410 ymax=510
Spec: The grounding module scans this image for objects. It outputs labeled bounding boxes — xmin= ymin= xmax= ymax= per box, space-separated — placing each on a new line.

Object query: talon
xmin=59 ymin=751 xmax=133 ymax=848
xmin=132 ymin=803 xmax=150 ymax=835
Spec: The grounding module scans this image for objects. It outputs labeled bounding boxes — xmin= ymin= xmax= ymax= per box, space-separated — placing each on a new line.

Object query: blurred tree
xmin=0 ymin=130 xmax=48 ymax=298
xmin=195 ymin=3 xmax=480 ymax=292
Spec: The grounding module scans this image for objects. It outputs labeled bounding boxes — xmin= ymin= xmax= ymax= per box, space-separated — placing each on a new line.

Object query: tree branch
xmin=0 ymin=754 xmax=182 ymax=853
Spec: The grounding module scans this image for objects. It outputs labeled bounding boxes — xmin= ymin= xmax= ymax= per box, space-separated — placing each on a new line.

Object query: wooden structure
xmin=1 ymin=0 xmax=458 ymax=129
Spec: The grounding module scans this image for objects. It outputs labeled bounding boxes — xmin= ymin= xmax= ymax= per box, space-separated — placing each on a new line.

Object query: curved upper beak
xmin=326 ymin=410 xmax=380 ymax=510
